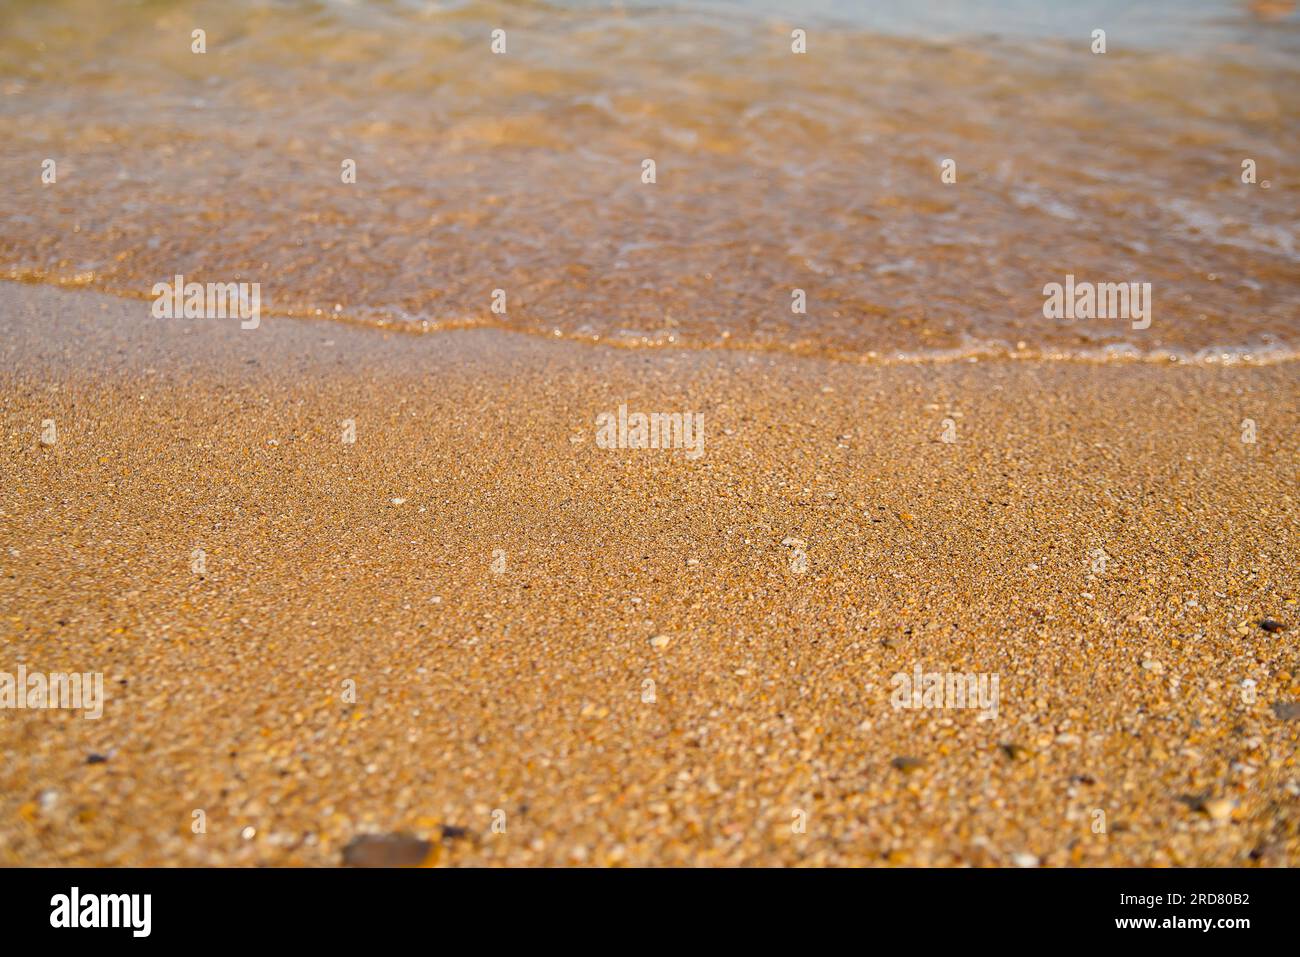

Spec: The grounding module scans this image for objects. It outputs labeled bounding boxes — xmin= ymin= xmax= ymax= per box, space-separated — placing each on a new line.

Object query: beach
xmin=0 ymin=0 xmax=1297 ymax=871
xmin=1 ymin=281 xmax=1296 ymax=866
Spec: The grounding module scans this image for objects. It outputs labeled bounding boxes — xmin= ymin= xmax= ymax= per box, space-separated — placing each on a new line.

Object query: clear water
xmin=1 ymin=0 xmax=1296 ymax=362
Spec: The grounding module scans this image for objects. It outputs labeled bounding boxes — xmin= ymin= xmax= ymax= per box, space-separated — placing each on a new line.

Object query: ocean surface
xmin=1 ymin=0 xmax=1296 ymax=363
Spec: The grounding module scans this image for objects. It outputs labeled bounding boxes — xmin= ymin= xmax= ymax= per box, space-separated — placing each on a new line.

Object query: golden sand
xmin=0 ymin=284 xmax=1296 ymax=866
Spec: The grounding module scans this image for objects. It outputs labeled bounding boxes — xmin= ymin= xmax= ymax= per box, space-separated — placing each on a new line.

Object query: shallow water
xmin=1 ymin=0 xmax=1296 ymax=362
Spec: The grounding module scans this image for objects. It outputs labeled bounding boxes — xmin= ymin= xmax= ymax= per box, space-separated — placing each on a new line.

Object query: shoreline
xmin=1 ymin=281 xmax=1297 ymax=866
xmin=3 ymin=276 xmax=1298 ymax=369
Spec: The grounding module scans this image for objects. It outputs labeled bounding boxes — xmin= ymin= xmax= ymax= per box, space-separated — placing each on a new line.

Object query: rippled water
xmin=1 ymin=0 xmax=1296 ymax=362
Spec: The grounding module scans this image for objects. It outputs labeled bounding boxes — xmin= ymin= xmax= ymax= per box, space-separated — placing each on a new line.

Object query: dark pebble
xmin=1000 ymin=743 xmax=1033 ymax=761
xmin=1271 ymin=701 xmax=1300 ymax=721
xmin=86 ymin=753 xmax=108 ymax=765
xmin=342 ymin=833 xmax=434 ymax=868
xmin=1258 ymin=618 xmax=1285 ymax=633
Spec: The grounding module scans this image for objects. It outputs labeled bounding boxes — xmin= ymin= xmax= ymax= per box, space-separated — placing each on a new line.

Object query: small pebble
xmin=342 ymin=833 xmax=436 ymax=868
xmin=1271 ymin=701 xmax=1300 ymax=721
xmin=1199 ymin=799 xmax=1234 ymax=821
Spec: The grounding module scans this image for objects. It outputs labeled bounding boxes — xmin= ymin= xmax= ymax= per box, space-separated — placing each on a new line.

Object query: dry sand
xmin=0 ymin=282 xmax=1296 ymax=866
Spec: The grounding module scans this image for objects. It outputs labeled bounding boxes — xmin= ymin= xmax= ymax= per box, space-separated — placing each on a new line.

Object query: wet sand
xmin=0 ymin=282 xmax=1297 ymax=866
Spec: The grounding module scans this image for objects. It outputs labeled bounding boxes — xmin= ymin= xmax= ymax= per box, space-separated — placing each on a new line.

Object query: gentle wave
xmin=0 ymin=0 xmax=1296 ymax=362
xmin=6 ymin=273 xmax=1296 ymax=368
